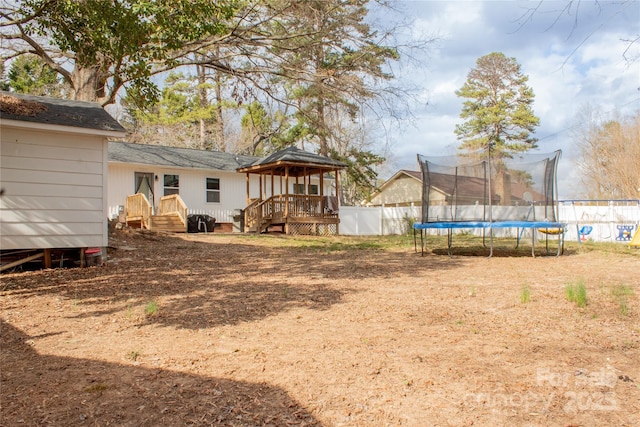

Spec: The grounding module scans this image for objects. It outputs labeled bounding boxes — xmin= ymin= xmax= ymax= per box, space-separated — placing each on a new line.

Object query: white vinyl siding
xmin=0 ymin=127 xmax=108 ymax=249
xmin=107 ymin=163 xmax=337 ymax=222
xmin=108 ymin=164 xmax=251 ymax=221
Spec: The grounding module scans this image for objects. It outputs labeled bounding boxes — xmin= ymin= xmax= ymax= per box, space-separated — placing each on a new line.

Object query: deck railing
xmin=244 ymin=198 xmax=262 ymax=232
xmin=125 ymin=193 xmax=152 ymax=228
xmin=271 ymin=194 xmax=327 ymax=220
xmin=244 ymin=195 xmax=338 ymax=231
xmin=158 ymin=194 xmax=188 ymax=226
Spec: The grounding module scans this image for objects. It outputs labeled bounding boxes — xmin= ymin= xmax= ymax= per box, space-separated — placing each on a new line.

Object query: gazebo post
xmin=284 ymin=165 xmax=290 ymax=221
xmin=235 ymin=146 xmax=346 ymax=235
xmin=245 ymin=173 xmax=250 ymax=204
xmin=335 ymin=169 xmax=340 ymax=234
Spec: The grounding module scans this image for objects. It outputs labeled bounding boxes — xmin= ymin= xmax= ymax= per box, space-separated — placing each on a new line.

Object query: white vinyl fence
xmin=339 ymin=205 xmax=420 ymax=236
xmin=339 ymin=201 xmax=640 ymax=243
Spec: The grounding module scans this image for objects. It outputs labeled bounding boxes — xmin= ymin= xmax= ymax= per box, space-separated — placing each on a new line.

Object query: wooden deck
xmin=244 ymin=195 xmax=339 ymax=235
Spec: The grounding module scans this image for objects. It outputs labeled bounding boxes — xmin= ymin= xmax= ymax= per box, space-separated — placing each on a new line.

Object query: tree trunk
xmin=214 ymin=72 xmax=225 ymax=152
xmin=197 ymin=64 xmax=207 ymax=149
xmin=69 ymin=62 xmax=109 ymax=104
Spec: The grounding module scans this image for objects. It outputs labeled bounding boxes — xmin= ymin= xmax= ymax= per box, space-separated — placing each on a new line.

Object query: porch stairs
xmin=244 ymin=199 xmax=272 ymax=233
xmin=125 ymin=193 xmax=188 ymax=233
xmin=149 ymin=214 xmax=186 ymax=233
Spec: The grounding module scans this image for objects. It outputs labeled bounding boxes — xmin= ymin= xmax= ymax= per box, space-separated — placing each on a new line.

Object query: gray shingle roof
xmin=0 ymin=91 xmax=126 ymax=133
xmin=109 ymin=141 xmax=259 ymax=171
xmin=248 ymin=146 xmax=347 ymax=168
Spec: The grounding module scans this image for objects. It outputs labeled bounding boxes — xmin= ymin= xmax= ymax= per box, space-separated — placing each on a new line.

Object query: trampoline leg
xmin=447 ymin=228 xmax=453 ymax=258
xmin=531 ymin=229 xmax=536 ymax=257
xmin=558 ymin=232 xmax=564 ymax=256
xmin=487 ymin=227 xmax=494 ymax=258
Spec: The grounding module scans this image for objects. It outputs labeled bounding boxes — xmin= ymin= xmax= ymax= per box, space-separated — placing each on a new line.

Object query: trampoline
xmin=413 ymin=150 xmax=565 ymax=257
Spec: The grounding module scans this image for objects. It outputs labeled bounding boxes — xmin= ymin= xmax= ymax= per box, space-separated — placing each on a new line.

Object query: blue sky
xmin=380 ymin=0 xmax=640 ymax=198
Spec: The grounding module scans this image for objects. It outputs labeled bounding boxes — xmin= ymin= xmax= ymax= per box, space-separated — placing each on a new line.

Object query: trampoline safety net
xmin=417 ymin=150 xmax=561 ymax=224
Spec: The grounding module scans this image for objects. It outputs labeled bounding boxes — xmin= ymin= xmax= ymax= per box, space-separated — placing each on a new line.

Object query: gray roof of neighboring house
xmin=406 ymin=169 xmax=543 ymax=202
xmin=109 ymin=141 xmax=259 ymax=171
xmin=0 ymin=91 xmax=126 ymax=133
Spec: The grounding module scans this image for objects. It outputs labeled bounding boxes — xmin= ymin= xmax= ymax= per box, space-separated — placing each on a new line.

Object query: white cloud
xmin=381 ymin=0 xmax=640 ymax=198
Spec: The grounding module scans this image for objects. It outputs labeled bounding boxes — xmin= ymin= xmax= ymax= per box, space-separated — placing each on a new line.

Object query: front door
xmin=134 ymin=172 xmax=155 ymax=211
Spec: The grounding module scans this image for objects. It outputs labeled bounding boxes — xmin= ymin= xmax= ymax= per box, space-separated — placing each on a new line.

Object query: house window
xmin=206 ymin=178 xmax=220 ymax=203
xmin=292 ymin=183 xmax=319 ymax=195
xmin=164 ymin=174 xmax=179 ymax=196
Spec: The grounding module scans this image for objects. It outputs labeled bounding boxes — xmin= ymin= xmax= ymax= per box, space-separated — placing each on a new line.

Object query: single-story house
xmin=0 ymin=91 xmax=127 ymax=269
xmin=108 ymin=142 xmax=339 ymax=232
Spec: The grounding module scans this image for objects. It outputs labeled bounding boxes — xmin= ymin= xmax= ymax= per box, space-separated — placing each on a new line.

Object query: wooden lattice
xmin=288 ymin=223 xmax=338 ymax=236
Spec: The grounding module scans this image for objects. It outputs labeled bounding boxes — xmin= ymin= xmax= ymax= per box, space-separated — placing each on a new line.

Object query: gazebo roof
xmin=236 ymin=146 xmax=346 ymax=177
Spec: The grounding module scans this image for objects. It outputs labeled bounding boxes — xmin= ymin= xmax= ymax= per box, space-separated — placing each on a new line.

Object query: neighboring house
xmin=108 ymin=142 xmax=337 ymax=231
xmin=0 ymin=92 xmax=127 ymax=268
xmin=368 ymin=170 xmax=423 ymax=207
xmin=370 ymin=169 xmax=544 ymax=208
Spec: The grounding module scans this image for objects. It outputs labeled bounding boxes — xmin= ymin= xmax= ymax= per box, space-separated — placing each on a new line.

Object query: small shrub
xmin=145 ymin=300 xmax=158 ymax=316
xmin=565 ymin=279 xmax=588 ymax=308
xmin=611 ymin=284 xmax=633 ymax=316
xmin=520 ymin=284 xmax=531 ymax=304
xmin=402 ymin=213 xmax=417 ymax=235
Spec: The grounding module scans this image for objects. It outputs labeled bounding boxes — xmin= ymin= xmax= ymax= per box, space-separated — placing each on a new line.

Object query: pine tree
xmin=455 ymin=52 xmax=540 ymax=160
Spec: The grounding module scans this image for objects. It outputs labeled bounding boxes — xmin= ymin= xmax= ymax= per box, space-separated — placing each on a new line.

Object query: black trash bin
xmin=187 ymin=214 xmax=216 ymax=233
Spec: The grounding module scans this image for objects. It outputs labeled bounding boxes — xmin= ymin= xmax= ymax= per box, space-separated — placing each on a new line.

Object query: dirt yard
xmin=1 ymin=228 xmax=639 ymax=426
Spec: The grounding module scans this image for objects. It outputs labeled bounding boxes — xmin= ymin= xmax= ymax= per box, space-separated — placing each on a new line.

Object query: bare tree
xmin=515 ymin=1 xmax=640 ymax=65
xmin=575 ymin=108 xmax=640 ymax=199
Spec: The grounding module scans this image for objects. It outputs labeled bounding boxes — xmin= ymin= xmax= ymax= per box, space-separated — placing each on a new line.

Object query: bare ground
xmin=1 ymin=228 xmax=639 ymax=426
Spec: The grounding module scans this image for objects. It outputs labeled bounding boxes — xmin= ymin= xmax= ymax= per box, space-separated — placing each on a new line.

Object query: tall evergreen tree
xmin=455 ymin=52 xmax=540 ymax=160
xmin=6 ymin=54 xmax=68 ymax=97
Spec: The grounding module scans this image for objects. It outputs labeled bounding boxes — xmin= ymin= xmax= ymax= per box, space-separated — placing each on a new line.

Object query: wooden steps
xmin=151 ymin=214 xmax=187 ymax=233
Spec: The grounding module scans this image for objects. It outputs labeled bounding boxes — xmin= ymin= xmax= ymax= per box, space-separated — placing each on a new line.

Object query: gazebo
xmin=237 ymin=147 xmax=346 ymax=235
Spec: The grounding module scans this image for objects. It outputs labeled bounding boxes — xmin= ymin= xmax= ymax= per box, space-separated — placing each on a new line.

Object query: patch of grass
xmin=128 ymin=350 xmax=139 ymax=361
xmin=611 ymin=284 xmax=634 ymax=316
xmin=145 ymin=300 xmax=158 ymax=316
xmin=85 ymin=383 xmax=109 ymax=393
xmin=229 ymin=234 xmax=640 ymax=257
xmin=565 ymin=279 xmax=588 ymax=308
xmin=233 ymin=233 xmax=415 ymax=252
xmin=520 ymin=284 xmax=531 ymax=304
xmin=566 ymin=240 xmax=640 ymax=257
